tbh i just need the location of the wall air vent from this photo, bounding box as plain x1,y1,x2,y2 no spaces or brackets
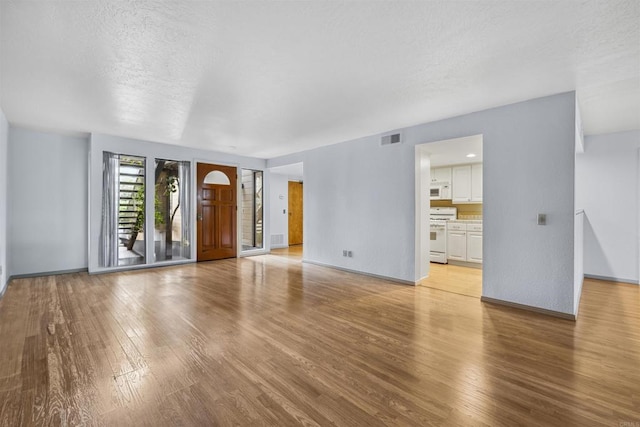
381,132,402,146
271,234,284,245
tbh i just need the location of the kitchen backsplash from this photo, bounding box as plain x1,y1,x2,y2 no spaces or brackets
431,200,482,219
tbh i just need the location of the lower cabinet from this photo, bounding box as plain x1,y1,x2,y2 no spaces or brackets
447,222,482,264
466,232,483,263
447,230,467,261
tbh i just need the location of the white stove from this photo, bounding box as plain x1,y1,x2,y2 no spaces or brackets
430,207,457,263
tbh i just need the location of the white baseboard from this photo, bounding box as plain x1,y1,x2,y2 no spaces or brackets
584,274,638,285
481,296,576,321
302,259,415,286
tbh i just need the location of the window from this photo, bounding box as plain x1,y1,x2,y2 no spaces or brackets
99,152,191,269
100,153,146,267
241,169,263,250
154,159,191,261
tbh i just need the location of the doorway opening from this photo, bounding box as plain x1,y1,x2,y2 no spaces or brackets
269,163,304,253
416,135,484,298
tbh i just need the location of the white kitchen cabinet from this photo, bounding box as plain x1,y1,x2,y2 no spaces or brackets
431,167,452,183
452,164,482,203
471,164,483,202
448,222,482,264
452,165,472,203
447,228,467,261
466,232,483,263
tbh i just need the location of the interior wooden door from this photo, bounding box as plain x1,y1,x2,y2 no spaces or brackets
288,181,303,245
197,163,237,261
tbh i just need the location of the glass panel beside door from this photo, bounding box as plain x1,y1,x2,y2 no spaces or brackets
154,159,191,262
241,169,263,251
99,152,192,269
99,152,146,267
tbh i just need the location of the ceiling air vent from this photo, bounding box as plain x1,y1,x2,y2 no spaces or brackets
381,132,402,146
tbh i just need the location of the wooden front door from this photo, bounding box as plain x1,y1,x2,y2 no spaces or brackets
197,163,237,261
288,181,303,245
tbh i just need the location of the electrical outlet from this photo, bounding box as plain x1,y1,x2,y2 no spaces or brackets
342,250,347,257
347,251,353,257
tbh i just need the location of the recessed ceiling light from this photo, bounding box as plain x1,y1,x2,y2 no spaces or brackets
466,153,476,158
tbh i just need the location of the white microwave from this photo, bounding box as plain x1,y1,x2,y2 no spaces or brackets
430,183,451,200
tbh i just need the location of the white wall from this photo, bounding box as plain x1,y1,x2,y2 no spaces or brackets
576,130,640,284
0,111,8,294
89,133,267,273
269,92,578,314
268,173,289,248
8,127,89,276
302,135,417,282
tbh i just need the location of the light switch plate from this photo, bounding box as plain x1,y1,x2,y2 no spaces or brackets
537,213,546,225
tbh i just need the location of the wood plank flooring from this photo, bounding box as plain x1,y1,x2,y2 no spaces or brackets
0,250,638,426
419,263,482,298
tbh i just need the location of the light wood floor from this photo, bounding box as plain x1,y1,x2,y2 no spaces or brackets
0,251,638,426
420,263,482,298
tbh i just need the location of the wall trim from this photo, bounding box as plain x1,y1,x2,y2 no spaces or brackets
270,244,289,250
239,250,268,257
481,296,576,321
416,274,429,284
302,259,416,286
584,274,639,285
10,267,88,280
90,259,195,275
447,260,482,269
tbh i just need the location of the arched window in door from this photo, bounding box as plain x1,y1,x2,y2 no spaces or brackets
203,170,231,185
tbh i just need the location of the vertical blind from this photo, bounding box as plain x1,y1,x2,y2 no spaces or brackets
99,152,119,267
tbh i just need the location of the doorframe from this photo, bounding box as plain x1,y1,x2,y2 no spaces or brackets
414,145,431,283
193,159,242,261
414,134,484,293
267,162,304,253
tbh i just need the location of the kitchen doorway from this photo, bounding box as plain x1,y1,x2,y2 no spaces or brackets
416,135,484,298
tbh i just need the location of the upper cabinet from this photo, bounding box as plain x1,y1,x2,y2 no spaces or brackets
452,163,482,203
452,165,472,203
431,167,452,183
471,163,482,202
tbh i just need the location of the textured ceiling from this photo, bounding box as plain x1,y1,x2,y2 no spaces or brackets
1,1,638,158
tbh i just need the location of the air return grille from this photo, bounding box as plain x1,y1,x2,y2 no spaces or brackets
271,234,284,245
381,132,402,146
